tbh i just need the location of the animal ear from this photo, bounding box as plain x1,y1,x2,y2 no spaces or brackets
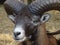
8,15,15,23
40,13,50,24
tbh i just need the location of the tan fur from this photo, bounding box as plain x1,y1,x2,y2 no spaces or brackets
36,24,57,45
48,35,57,45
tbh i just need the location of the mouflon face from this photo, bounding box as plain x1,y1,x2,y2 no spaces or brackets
9,8,50,42
4,0,51,42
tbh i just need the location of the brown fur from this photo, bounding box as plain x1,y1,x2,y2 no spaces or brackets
18,24,58,45
48,35,57,45
35,24,57,45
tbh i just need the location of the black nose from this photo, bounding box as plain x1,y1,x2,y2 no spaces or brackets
14,32,21,37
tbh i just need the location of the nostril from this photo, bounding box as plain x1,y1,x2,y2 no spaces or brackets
14,32,21,37
16,32,21,35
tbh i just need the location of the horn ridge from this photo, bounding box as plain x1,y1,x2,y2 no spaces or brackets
28,0,60,15
4,0,25,14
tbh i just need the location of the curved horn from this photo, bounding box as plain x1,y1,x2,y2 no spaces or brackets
28,0,60,15
4,0,26,15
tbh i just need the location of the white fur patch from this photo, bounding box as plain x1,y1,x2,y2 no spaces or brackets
14,26,24,32
16,37,26,42
8,15,15,21
14,26,26,42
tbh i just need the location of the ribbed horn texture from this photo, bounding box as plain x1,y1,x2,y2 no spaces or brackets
28,0,60,15
4,0,25,14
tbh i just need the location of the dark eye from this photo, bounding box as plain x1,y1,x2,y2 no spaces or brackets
33,20,39,23
43,16,47,21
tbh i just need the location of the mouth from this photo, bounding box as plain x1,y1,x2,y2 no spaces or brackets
14,37,26,42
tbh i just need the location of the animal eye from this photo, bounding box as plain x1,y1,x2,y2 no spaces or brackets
31,20,40,26
33,20,39,23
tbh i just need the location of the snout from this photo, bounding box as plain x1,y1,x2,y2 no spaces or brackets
13,26,26,42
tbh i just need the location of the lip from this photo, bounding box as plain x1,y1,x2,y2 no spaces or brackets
15,37,26,42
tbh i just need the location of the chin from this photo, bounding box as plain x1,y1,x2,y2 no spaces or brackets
15,37,27,42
